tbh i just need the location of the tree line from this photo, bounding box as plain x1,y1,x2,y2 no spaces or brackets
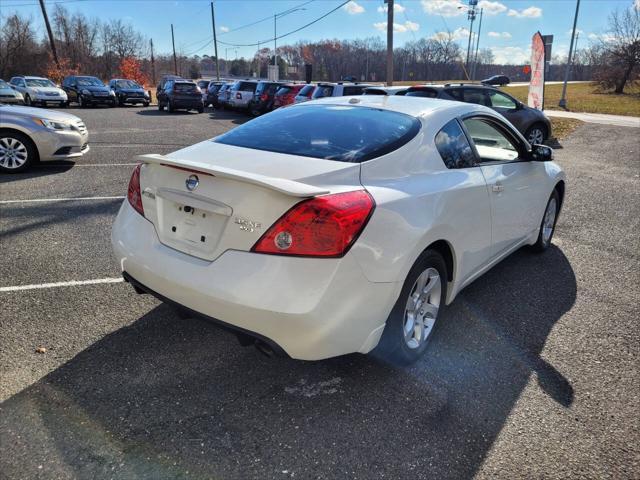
1,6,637,92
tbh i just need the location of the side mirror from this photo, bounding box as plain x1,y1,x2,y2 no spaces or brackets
530,144,553,162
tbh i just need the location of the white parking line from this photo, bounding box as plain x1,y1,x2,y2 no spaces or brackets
0,277,124,293
0,196,125,205
37,163,137,167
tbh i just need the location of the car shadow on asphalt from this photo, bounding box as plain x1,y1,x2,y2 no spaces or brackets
0,161,75,183
0,246,576,479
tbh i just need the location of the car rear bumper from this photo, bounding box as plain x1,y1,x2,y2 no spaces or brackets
83,95,115,104
111,201,398,360
171,99,203,108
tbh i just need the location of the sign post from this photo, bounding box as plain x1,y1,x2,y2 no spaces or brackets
528,31,545,111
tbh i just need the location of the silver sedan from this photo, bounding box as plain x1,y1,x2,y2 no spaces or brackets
0,104,89,173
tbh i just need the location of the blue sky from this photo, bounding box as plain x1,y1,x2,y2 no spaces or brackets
2,0,637,63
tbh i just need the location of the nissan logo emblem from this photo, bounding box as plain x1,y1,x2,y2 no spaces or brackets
186,174,199,191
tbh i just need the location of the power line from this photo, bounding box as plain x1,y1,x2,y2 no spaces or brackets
217,0,349,48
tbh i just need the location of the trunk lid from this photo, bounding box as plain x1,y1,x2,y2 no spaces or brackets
138,141,362,261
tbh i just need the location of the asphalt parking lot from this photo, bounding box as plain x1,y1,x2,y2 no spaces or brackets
1,105,638,479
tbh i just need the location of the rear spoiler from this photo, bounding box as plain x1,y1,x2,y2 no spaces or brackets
136,154,329,198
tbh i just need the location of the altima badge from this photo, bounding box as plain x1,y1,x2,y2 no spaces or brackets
235,217,261,232
185,174,199,191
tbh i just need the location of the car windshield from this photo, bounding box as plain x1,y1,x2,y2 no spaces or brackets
276,86,293,95
77,77,104,86
26,78,56,87
116,80,140,89
298,85,314,96
0,80,10,88
214,104,421,163
312,85,334,99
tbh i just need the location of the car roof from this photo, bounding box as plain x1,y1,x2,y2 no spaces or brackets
24,76,49,80
301,94,496,120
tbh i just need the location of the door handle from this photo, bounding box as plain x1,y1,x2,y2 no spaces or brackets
492,183,504,193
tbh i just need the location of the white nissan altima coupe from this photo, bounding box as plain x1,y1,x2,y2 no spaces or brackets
112,95,565,365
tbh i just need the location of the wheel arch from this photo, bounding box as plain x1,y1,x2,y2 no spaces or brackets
0,127,40,161
422,239,455,284
554,180,565,212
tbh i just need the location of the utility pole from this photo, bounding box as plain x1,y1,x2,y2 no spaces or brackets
559,0,580,109
150,38,156,86
472,7,483,80
38,0,59,67
171,24,178,75
210,2,220,81
465,10,476,74
385,0,394,86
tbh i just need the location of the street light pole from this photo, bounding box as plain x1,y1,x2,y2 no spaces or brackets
385,0,394,86
559,0,581,109
472,8,483,80
465,9,476,74
210,2,220,81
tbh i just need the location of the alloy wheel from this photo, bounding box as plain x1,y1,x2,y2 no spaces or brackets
403,267,441,349
542,197,557,244
528,127,545,145
0,137,29,170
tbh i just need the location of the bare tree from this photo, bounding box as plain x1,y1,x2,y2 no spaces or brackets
596,5,640,93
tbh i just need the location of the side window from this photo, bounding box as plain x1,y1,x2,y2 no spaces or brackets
343,86,364,96
487,91,517,110
435,120,476,169
463,118,519,163
462,89,490,106
10,78,18,85
444,88,463,101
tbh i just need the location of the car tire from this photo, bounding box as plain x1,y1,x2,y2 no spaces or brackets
0,131,38,173
526,123,547,145
168,101,174,113
372,249,447,366
197,106,204,113
24,94,32,106
158,102,165,111
531,189,560,253
79,96,87,108
61,101,69,108
143,102,149,107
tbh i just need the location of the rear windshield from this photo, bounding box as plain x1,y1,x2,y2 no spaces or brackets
233,82,257,92
214,104,421,163
297,84,315,97
276,86,293,95
173,83,198,93
405,88,438,98
312,85,334,99
364,88,387,96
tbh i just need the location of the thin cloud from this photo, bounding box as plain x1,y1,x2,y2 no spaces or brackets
374,21,420,33
377,2,406,13
507,6,542,18
219,26,230,33
432,26,470,41
344,1,365,15
421,0,465,17
478,1,507,15
490,46,529,64
488,31,512,39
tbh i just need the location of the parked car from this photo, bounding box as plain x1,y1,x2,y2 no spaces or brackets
0,79,24,105
273,84,305,109
293,84,316,104
157,75,184,94
157,80,204,113
197,80,211,104
205,81,225,107
311,82,374,100
405,83,551,144
363,86,408,96
216,83,234,109
482,75,510,86
108,78,150,107
227,80,258,111
112,95,564,365
62,75,115,107
249,81,284,116
9,76,67,107
0,104,89,173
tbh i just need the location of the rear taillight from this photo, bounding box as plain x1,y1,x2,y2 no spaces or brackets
127,164,144,216
260,93,268,101
252,190,375,257
236,92,242,99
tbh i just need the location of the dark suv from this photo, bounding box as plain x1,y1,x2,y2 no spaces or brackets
157,80,204,113
405,83,551,144
62,75,115,107
108,78,149,107
205,81,225,107
250,81,284,116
